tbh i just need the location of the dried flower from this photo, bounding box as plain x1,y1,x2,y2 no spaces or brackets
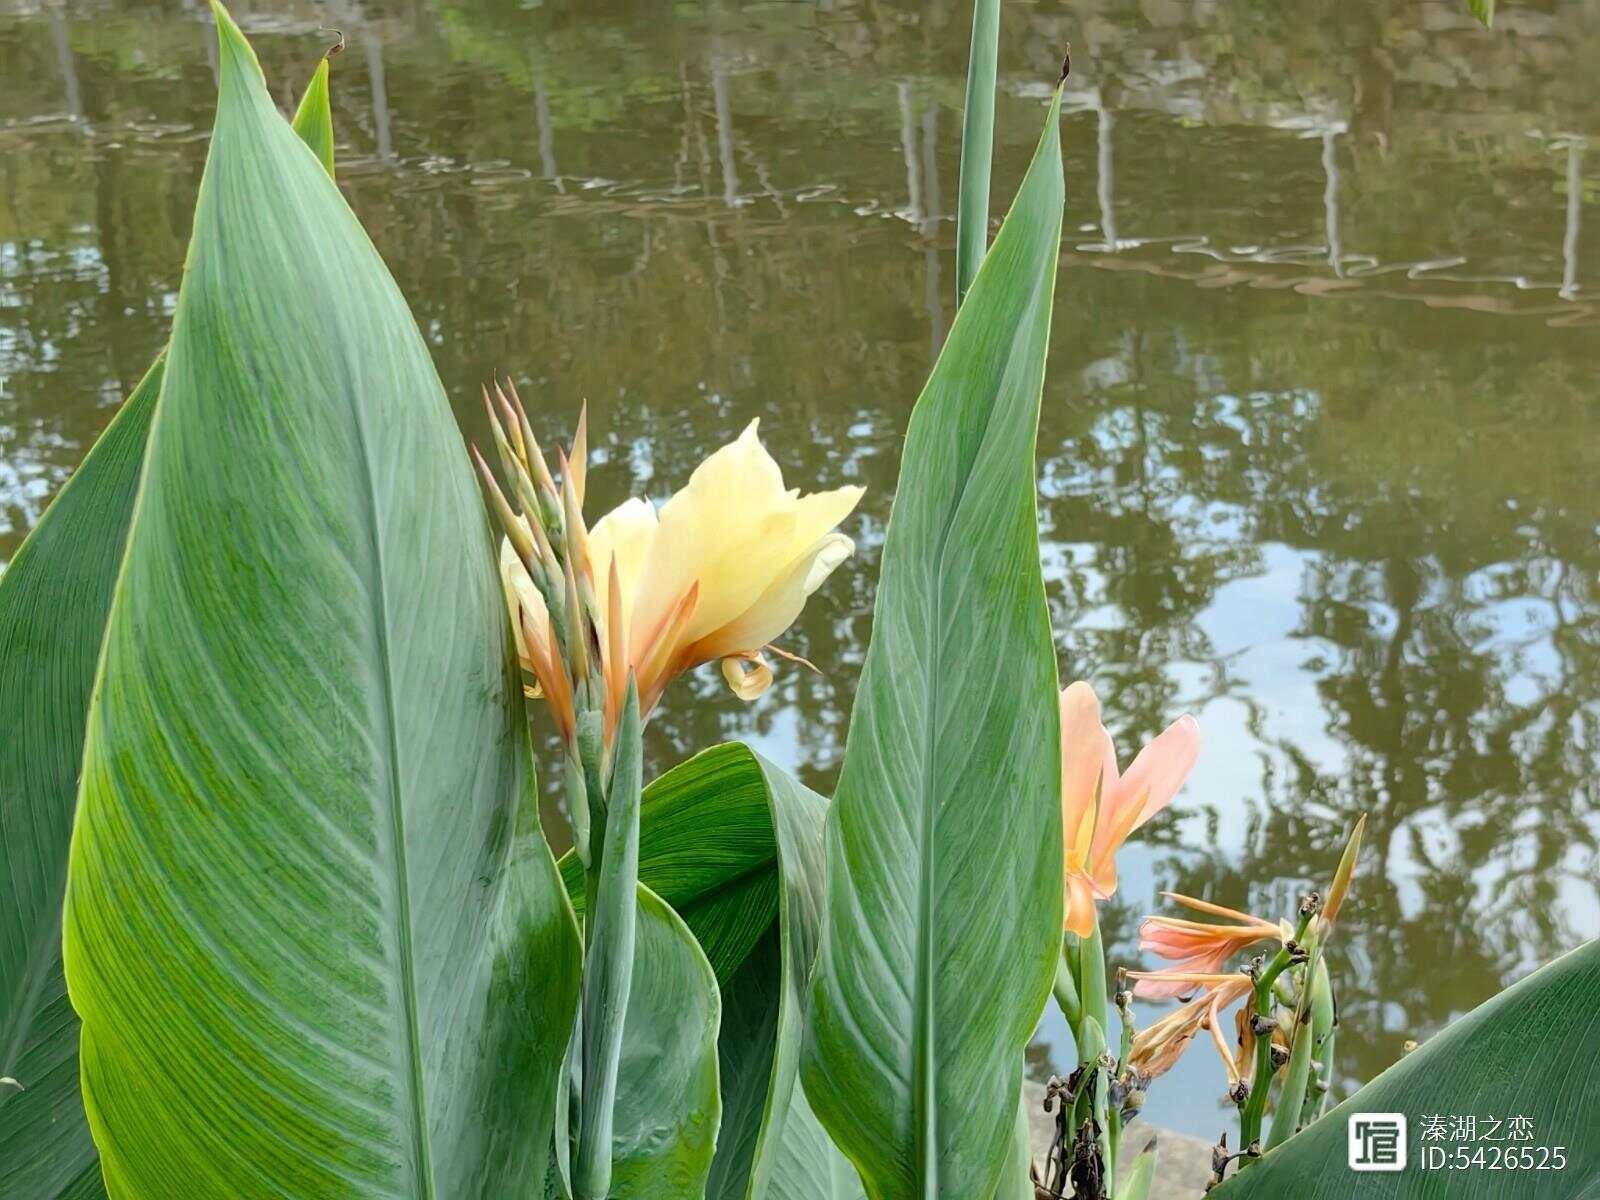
1123,973,1252,1083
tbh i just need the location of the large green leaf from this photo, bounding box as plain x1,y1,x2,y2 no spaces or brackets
0,50,337,1200
60,8,580,1197
699,749,843,1200
768,1088,868,1200
800,88,1067,1200
0,358,161,1200
1213,939,1600,1198
607,884,723,1197
560,742,783,988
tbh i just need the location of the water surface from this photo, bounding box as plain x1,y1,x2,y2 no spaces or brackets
2,0,1597,1142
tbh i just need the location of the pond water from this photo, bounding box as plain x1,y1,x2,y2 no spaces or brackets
2,0,1597,1145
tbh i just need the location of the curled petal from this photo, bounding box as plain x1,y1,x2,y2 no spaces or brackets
1135,915,1276,998
633,421,862,655
524,608,576,742
636,581,700,713
1114,714,1201,833
1161,891,1270,925
1127,974,1252,1083
1204,991,1241,1087
1128,1004,1206,1082
721,651,774,701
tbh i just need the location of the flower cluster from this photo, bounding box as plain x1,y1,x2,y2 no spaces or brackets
474,382,863,750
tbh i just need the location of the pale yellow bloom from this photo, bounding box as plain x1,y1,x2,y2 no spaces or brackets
499,419,862,724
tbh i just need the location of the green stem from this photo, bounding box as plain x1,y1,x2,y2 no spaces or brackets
1314,1028,1338,1119
1300,961,1335,1130
1054,935,1082,1028
1071,914,1115,1190
572,685,643,1200
1070,1015,1112,1190
1076,914,1109,1059
1237,915,1313,1159
955,0,1000,305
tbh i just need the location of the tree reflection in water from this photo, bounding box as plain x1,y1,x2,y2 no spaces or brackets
0,0,1595,1136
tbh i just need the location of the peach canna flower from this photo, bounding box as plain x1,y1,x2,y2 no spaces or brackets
1134,893,1284,1000
1060,682,1202,937
492,406,862,735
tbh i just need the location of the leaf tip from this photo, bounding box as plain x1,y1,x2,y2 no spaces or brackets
210,1,265,90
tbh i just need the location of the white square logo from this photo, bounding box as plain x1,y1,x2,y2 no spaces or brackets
1348,1112,1407,1172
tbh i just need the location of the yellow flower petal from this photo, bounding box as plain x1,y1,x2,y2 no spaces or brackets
690,532,855,663
498,535,548,668
589,495,657,644
636,422,863,648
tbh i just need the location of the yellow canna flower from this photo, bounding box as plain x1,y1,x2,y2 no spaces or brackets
496,416,862,730
1060,681,1201,937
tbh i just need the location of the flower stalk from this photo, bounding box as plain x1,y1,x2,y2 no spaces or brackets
1235,902,1315,1158
473,386,859,1197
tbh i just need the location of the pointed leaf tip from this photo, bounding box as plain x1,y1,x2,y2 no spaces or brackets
210,1,265,89
291,57,336,179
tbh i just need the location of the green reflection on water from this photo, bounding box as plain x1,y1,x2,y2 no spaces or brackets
1,0,1596,1141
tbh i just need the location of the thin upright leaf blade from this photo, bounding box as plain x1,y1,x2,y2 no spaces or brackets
0,359,160,1200
1213,940,1600,1198
575,687,644,1200
61,8,579,1197
290,56,336,177
955,0,1000,305
0,52,339,1200
801,89,1067,1200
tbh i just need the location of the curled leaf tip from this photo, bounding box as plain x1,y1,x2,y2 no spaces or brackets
1059,43,1072,84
